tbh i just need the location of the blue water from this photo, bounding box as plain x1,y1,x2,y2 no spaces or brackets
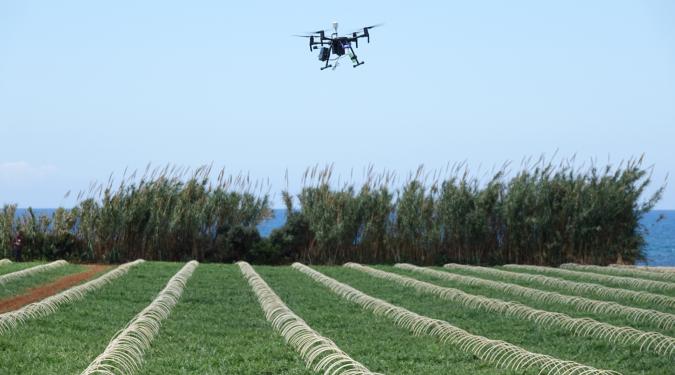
15,208,675,265
638,210,675,266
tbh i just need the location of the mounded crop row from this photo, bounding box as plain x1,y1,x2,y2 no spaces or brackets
444,263,675,311
561,263,675,283
0,259,144,335
238,261,379,375
397,264,675,330
0,260,68,285
292,262,619,375
504,264,675,294
611,264,675,274
347,263,675,356
80,260,198,375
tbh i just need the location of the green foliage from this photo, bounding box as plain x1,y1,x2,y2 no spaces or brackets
286,157,663,265
0,157,663,265
0,165,271,263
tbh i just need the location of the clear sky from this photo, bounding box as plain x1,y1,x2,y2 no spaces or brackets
1,1,674,208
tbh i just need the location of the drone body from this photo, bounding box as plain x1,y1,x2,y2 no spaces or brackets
295,22,380,70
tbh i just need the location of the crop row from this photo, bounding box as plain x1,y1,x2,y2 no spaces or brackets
503,264,675,294
81,261,198,374
238,261,378,375
611,264,675,274
561,263,675,283
3,261,674,374
346,263,675,356
293,262,619,375
0,260,67,285
397,263,675,330
0,259,144,335
444,263,675,311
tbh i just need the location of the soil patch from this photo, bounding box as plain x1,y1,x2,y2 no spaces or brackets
0,264,111,313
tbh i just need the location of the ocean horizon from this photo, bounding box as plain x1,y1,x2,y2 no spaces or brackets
13,208,675,266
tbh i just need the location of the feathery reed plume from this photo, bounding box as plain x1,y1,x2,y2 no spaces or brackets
0,259,144,335
347,263,675,356
0,260,67,285
292,262,620,375
80,260,198,375
504,265,675,294
238,261,380,375
562,263,675,283
444,263,675,312
397,263,675,330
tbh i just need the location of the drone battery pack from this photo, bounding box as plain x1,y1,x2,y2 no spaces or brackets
318,47,330,62
348,49,357,63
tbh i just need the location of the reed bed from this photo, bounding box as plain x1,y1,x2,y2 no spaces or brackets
80,260,198,375
238,261,379,375
444,263,675,312
562,263,675,283
1,157,663,266
0,165,271,263
0,260,67,285
0,259,144,335
504,265,675,294
397,263,675,330
0,259,11,266
282,157,662,265
347,263,675,356
292,262,620,375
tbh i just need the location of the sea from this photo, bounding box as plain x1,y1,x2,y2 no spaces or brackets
14,209,675,266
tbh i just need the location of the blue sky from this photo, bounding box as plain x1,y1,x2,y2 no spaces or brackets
1,1,674,208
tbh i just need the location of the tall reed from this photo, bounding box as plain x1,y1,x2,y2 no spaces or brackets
282,156,662,265
0,165,271,262
0,156,663,265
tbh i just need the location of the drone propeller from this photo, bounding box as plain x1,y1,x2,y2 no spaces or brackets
363,24,382,43
345,23,383,43
293,35,318,51
346,23,383,34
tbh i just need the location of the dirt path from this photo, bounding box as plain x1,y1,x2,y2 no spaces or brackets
0,264,111,313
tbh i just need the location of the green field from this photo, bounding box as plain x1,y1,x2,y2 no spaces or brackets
0,261,85,300
0,261,673,374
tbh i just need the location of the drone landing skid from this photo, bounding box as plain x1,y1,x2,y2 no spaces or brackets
353,61,365,68
320,64,333,71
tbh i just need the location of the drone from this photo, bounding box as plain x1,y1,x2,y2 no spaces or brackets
295,22,381,70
